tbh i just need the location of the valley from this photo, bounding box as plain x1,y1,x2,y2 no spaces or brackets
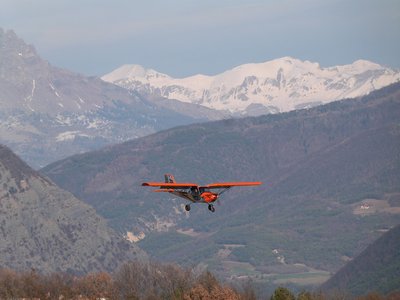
42,83,400,290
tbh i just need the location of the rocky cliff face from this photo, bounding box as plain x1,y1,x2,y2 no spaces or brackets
0,28,223,168
0,144,145,274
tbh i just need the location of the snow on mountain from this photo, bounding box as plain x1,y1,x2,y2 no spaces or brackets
102,57,400,115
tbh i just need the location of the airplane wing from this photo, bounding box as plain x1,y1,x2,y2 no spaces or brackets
141,182,198,189
202,182,262,189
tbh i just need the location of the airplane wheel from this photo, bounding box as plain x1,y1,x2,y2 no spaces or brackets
185,204,191,212
208,204,215,212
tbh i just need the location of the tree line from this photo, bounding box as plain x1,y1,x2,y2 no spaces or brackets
0,261,398,299
0,261,252,300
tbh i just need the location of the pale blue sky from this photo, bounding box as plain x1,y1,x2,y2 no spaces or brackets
1,0,399,77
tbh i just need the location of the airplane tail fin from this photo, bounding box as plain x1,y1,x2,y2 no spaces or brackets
164,173,175,183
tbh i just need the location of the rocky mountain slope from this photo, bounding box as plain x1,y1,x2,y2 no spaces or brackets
42,83,400,286
102,57,400,115
321,224,400,295
0,28,223,168
0,144,145,274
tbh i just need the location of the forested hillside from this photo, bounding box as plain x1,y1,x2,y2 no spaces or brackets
42,83,400,287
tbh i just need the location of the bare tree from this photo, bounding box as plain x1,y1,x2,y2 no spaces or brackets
75,272,116,299
0,268,21,299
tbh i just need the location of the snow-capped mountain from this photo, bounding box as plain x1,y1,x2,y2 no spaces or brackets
102,57,400,115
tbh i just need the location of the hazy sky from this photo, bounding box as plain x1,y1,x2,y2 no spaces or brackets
1,0,399,77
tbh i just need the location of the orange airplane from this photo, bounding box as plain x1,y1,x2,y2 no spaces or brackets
142,174,262,212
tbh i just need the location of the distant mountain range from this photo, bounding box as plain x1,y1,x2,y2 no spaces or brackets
0,28,223,168
321,224,400,295
102,57,400,115
42,83,400,288
0,144,144,273
2,28,400,169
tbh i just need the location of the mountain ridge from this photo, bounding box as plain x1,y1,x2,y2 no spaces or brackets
102,56,400,115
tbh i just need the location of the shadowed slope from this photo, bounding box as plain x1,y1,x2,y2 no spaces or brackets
321,224,400,295
0,144,145,273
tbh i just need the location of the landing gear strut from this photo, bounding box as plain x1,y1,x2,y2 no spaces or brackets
185,204,191,212
208,204,215,212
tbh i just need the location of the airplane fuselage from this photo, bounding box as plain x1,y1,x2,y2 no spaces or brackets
171,188,218,204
